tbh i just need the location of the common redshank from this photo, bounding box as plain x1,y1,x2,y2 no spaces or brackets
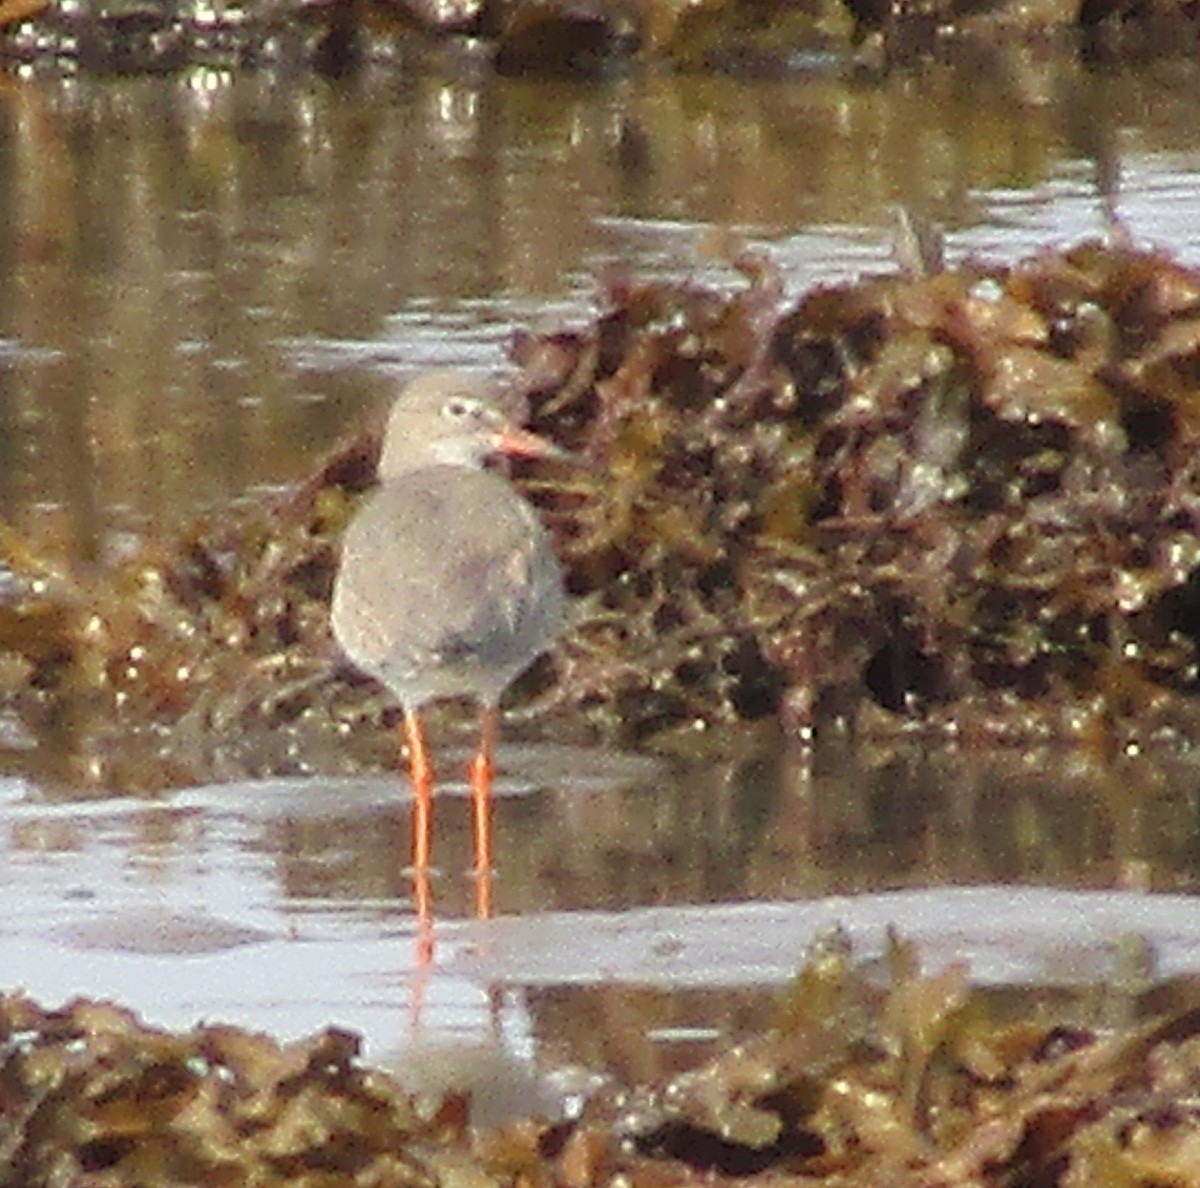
331,370,565,876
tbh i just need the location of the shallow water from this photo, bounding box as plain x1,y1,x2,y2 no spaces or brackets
4,47,1200,1096
3,737,1200,1101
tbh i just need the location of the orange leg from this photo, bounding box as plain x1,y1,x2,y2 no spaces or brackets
403,708,435,870
468,704,500,887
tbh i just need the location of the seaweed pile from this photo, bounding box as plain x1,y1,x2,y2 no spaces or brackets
0,994,468,1185
5,935,1200,1185
3,239,1200,781
2,0,1197,75
518,240,1200,748
529,932,1200,1187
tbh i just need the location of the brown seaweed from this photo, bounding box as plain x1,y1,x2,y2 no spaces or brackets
4,241,1200,782
7,931,1200,1186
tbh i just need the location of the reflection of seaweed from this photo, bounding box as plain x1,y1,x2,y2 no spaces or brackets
4,242,1200,784
5,930,1200,1185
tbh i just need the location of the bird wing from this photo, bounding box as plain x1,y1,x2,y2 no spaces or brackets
432,512,558,667
333,470,561,690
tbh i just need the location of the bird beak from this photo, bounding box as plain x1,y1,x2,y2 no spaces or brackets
494,426,574,463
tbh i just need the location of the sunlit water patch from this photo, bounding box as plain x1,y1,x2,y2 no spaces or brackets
954,152,1200,265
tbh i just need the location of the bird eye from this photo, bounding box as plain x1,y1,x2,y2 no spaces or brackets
442,397,477,421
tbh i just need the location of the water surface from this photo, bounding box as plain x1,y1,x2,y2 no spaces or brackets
3,48,1200,1092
